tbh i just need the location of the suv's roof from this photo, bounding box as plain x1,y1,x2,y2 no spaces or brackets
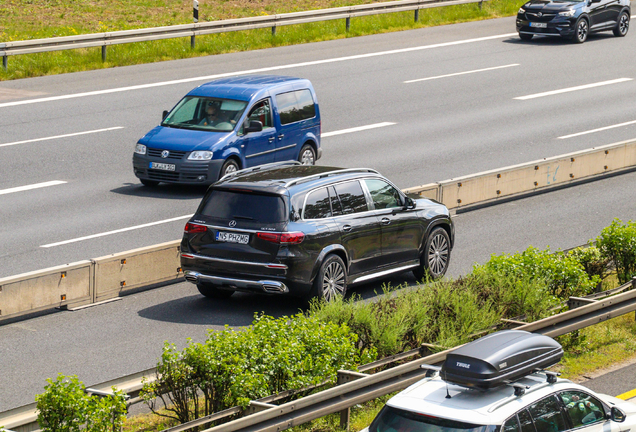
189,75,310,101
213,164,383,195
388,373,579,426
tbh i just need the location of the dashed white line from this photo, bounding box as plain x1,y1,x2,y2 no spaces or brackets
40,215,193,248
514,78,633,100
0,33,517,109
323,122,396,137
404,64,520,83
558,119,636,139
0,127,125,148
0,180,67,196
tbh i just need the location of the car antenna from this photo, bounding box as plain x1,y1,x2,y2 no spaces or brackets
445,383,451,399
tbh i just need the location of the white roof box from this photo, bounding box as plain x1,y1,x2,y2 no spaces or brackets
440,330,563,390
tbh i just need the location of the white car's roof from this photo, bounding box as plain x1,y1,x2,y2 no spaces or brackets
386,372,598,425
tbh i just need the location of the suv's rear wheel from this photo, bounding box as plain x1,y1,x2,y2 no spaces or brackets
613,11,629,36
298,144,316,165
413,227,450,281
312,254,347,301
197,282,234,299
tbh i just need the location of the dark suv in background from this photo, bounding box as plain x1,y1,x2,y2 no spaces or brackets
180,162,454,302
516,0,630,43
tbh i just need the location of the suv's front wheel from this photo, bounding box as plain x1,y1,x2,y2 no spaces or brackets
613,11,630,36
311,254,347,301
413,227,451,281
197,282,234,299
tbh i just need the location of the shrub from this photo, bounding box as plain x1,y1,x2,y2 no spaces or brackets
568,245,610,286
596,219,636,284
36,374,127,432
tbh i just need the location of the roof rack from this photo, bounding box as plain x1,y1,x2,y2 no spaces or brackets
219,161,301,181
487,370,562,412
284,168,380,188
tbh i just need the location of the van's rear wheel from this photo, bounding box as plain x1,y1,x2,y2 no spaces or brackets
197,282,234,299
311,255,347,301
298,144,316,165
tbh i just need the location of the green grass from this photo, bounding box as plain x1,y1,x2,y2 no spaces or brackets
0,0,521,81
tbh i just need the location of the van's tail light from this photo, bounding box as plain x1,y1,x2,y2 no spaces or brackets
185,223,207,234
257,232,305,244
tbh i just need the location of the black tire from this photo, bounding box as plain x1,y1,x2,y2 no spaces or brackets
219,158,240,180
197,282,234,299
140,179,160,187
413,227,451,281
519,33,533,41
572,18,589,43
613,11,630,37
311,255,347,301
298,144,316,165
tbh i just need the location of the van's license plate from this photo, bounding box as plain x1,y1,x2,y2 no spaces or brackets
529,22,547,28
149,162,176,171
216,231,249,244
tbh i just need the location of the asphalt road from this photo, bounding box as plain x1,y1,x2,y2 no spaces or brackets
1,15,636,412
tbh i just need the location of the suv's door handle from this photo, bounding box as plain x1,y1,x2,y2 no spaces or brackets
269,137,275,142
381,217,391,225
342,225,352,232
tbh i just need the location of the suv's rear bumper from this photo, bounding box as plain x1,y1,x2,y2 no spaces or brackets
184,270,289,294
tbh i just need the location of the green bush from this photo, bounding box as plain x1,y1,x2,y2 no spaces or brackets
567,245,610,285
596,219,636,284
141,313,372,425
472,246,599,299
36,374,127,432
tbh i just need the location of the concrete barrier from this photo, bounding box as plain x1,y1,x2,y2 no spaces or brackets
93,240,182,302
0,261,93,321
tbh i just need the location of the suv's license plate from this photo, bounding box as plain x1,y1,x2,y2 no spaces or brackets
216,231,249,244
149,162,176,171
530,22,547,28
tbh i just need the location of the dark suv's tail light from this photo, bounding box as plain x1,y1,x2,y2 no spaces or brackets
185,223,207,233
257,232,305,244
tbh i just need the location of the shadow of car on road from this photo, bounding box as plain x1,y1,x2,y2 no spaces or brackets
111,182,208,201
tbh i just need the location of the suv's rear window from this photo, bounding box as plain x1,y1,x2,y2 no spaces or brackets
370,406,495,432
198,190,286,223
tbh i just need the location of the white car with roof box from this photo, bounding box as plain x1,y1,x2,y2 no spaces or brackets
363,330,636,432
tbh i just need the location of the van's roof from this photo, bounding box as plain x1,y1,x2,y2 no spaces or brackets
188,75,310,101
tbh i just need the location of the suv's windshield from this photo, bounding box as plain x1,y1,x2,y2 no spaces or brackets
370,406,496,432
162,96,248,132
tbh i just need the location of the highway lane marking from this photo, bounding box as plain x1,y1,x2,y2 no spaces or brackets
40,215,193,248
404,64,520,83
617,388,636,400
0,33,517,109
0,127,125,148
514,78,633,100
558,119,636,139
0,180,67,196
322,122,395,137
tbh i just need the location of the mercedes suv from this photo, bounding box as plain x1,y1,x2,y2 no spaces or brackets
180,162,454,301
516,0,630,43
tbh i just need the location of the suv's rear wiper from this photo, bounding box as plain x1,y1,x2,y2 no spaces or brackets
233,215,254,220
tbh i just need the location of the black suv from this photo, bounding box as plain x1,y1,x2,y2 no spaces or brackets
180,162,454,301
516,0,630,43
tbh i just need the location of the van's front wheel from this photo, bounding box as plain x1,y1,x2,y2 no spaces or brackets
298,144,316,165
219,159,239,180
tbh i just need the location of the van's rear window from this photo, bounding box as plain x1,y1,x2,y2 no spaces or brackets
198,190,286,223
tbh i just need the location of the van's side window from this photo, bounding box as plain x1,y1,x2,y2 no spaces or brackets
304,187,331,219
245,99,273,130
276,89,316,125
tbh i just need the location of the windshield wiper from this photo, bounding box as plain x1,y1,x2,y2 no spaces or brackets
233,215,254,220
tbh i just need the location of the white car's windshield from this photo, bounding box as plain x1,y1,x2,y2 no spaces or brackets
162,96,248,132
370,406,497,432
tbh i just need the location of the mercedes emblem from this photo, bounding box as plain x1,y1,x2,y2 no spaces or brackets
229,220,237,227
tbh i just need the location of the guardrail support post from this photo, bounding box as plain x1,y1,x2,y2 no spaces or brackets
101,46,107,62
633,277,636,320
272,26,277,36
414,9,419,22
337,370,368,430
2,55,7,70
346,17,351,32
192,0,198,49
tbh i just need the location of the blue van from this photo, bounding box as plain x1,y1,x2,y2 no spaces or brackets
133,75,322,186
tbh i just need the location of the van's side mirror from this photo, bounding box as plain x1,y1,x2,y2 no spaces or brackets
162,110,169,121
611,407,626,423
245,120,263,134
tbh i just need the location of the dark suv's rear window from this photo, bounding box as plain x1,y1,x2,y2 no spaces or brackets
198,190,287,223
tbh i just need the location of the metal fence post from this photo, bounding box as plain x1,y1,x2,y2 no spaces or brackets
192,0,199,48
346,17,351,32
2,55,7,70
633,277,636,321
272,26,277,36
101,46,106,62
414,9,419,22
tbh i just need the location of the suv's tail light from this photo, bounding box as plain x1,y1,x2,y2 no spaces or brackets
257,232,305,244
185,223,207,233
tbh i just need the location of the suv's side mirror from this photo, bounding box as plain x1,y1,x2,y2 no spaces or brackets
245,120,263,134
405,197,416,209
162,110,169,121
611,407,626,423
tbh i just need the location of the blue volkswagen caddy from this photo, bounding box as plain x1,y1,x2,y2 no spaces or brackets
132,75,322,186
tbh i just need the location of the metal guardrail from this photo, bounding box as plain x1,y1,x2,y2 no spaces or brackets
0,0,486,69
3,278,634,432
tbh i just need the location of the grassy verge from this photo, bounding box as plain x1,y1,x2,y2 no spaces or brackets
0,0,520,81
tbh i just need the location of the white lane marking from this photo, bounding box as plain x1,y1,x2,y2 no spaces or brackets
0,33,517,109
0,127,125,148
404,64,520,83
41,215,193,248
0,180,67,196
558,119,636,139
514,78,633,100
322,122,395,137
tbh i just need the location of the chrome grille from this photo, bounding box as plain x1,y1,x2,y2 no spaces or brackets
525,11,557,21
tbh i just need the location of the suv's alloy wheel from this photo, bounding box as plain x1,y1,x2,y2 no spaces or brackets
573,18,589,43
413,227,450,280
614,11,630,36
313,255,347,301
